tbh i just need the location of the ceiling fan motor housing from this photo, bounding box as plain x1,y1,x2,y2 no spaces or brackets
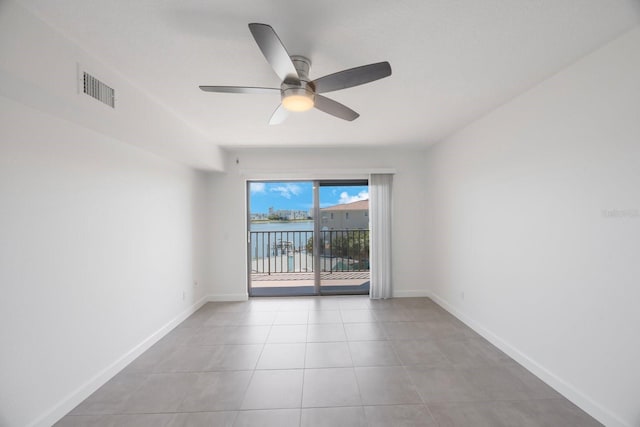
281,55,315,111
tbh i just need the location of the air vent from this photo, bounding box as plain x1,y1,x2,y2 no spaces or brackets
83,72,115,108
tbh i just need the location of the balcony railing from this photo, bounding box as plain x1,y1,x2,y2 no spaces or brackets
250,229,370,275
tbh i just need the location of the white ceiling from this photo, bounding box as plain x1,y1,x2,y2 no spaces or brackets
16,0,640,149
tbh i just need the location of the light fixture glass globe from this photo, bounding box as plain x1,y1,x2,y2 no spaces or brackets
281,87,315,112
282,95,314,112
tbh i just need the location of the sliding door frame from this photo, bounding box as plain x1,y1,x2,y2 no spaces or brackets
246,178,370,297
312,181,321,295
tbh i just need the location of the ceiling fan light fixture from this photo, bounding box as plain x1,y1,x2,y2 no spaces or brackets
199,24,392,123
282,87,315,112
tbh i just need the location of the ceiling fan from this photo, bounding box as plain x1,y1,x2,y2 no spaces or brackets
199,23,392,124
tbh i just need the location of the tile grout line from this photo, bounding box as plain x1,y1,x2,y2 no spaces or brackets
299,322,308,427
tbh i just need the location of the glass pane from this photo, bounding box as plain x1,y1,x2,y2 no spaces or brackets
318,183,370,295
248,181,315,296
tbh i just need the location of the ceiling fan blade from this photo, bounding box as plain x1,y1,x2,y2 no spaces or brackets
269,104,289,125
314,95,359,121
199,86,279,94
249,23,299,83
312,61,392,94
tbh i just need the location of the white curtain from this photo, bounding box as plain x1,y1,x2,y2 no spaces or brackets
369,173,393,299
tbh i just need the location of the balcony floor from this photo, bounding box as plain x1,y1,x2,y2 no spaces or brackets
251,271,369,288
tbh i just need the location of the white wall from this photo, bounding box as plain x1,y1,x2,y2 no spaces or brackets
206,147,427,300
0,3,220,425
0,0,223,171
0,96,211,426
424,27,640,427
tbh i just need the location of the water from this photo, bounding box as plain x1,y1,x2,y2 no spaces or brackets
250,221,314,232
249,221,314,259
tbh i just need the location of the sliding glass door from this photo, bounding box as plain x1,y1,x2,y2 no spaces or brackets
248,181,315,296
247,180,370,296
317,181,370,294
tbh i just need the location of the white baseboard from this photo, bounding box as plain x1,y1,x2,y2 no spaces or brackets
34,296,210,427
205,291,429,300
429,292,630,427
393,289,431,298
206,293,248,302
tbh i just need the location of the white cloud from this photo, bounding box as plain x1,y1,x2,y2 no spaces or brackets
339,190,369,204
250,182,266,193
270,183,302,199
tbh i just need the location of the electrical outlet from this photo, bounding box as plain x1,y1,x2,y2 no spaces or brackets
193,280,198,288
460,291,465,301
182,291,186,301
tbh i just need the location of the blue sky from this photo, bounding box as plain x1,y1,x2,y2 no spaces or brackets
249,182,368,213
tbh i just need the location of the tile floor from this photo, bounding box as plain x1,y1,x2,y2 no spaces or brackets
56,296,602,426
